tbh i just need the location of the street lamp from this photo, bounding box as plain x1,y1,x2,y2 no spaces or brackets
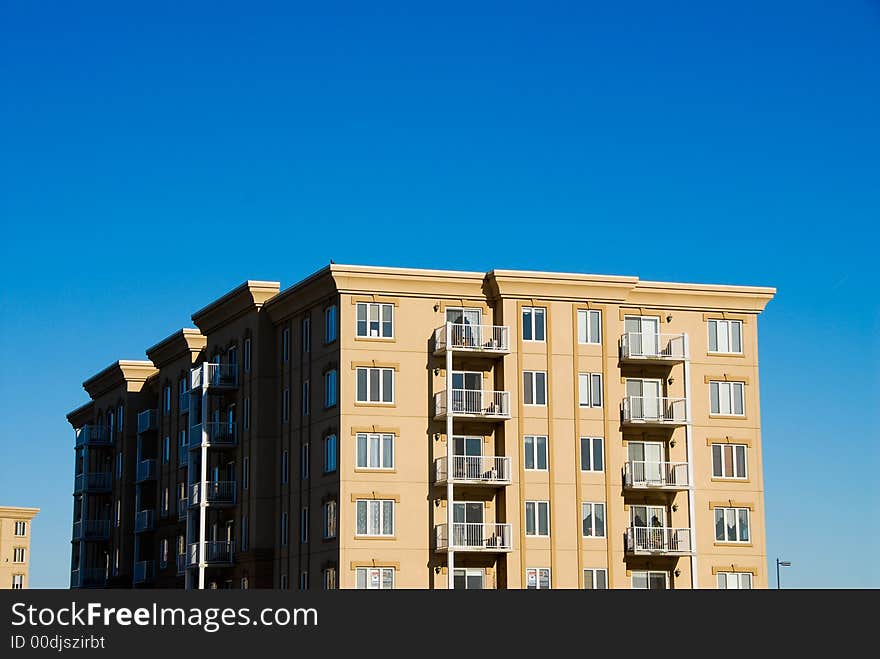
776,558,792,589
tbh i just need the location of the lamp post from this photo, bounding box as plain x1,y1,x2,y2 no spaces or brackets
776,558,791,589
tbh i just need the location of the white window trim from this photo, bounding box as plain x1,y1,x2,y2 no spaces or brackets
581,502,606,538
578,372,603,408
523,370,548,406
711,443,748,480
356,566,395,589
708,319,744,354
577,309,602,344
355,367,395,404
526,567,551,589
714,507,751,543
355,432,395,470
717,571,753,589
525,500,550,537
521,306,546,342
583,568,608,589
710,380,746,416
356,302,394,339
631,571,669,590
580,437,604,472
523,435,548,471
355,499,395,537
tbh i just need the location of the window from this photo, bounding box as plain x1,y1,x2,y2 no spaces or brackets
712,444,748,479
453,568,484,590
356,567,394,589
300,571,309,590
525,501,550,537
281,450,289,484
523,435,548,471
243,338,251,373
12,575,23,589
160,538,168,568
708,319,743,354
323,501,337,539
163,436,170,463
242,457,249,490
356,302,393,338
179,429,187,451
240,577,249,590
355,499,394,536
282,388,290,422
162,487,169,516
300,507,309,543
302,380,310,416
325,305,337,343
281,512,288,546
117,404,124,431
108,411,115,440
578,373,603,407
356,433,394,470
526,568,551,589
521,306,546,342
115,499,121,527
241,517,249,552
580,437,604,472
523,371,547,405
302,317,311,353
116,453,122,479
714,507,751,543
12,547,25,563
577,309,601,344
717,572,753,589
280,574,288,590
243,397,250,430
114,548,119,575
323,567,337,590
583,568,608,589
324,435,337,473
163,386,171,413
282,328,290,362
301,443,310,479
324,370,338,407
710,381,745,416
582,502,606,537
356,367,394,403
14,521,26,536
632,571,668,590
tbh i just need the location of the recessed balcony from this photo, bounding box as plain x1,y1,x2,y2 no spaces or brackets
134,509,155,533
190,481,237,508
71,567,107,588
434,390,511,421
623,461,690,490
74,471,112,494
434,324,510,356
137,409,158,434
191,363,238,391
620,332,688,363
187,541,234,567
133,560,156,585
72,519,111,542
621,396,688,426
625,527,693,556
136,459,157,483
435,455,512,486
189,422,237,450
435,522,513,552
75,425,111,448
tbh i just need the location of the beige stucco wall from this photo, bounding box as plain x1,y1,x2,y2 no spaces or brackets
0,507,39,589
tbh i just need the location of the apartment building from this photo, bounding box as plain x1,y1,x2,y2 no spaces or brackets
0,506,39,589
68,264,774,589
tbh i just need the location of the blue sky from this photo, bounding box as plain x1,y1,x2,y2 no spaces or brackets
1,0,877,588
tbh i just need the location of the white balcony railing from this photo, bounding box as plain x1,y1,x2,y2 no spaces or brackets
74,471,112,493
192,363,238,390
434,390,511,419
625,527,693,555
136,459,157,482
75,425,111,448
624,461,690,489
434,324,510,354
435,523,513,552
435,456,512,485
137,409,158,433
622,396,688,425
135,509,155,533
187,541,233,566
188,422,237,449
133,560,155,584
190,481,237,507
73,519,111,541
620,333,688,361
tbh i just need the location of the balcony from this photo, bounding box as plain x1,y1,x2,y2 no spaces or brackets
434,390,511,421
179,390,190,415
134,510,155,533
137,409,158,434
136,459,157,483
434,324,510,356
190,481,237,508
133,560,156,585
74,471,112,494
625,527,693,556
435,455,512,486
176,553,187,575
187,541,234,567
620,333,688,363
71,567,107,588
621,396,688,426
75,425,111,448
191,363,238,391
72,519,111,542
435,523,513,552
177,498,188,520
189,422,237,450
624,461,690,490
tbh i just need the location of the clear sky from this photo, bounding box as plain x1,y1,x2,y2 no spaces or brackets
1,0,877,588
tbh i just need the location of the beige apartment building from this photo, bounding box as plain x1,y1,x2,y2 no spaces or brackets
68,264,774,589
0,506,39,589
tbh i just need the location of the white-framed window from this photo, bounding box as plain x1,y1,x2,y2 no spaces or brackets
243,397,250,430
302,317,311,353
356,302,393,338
355,499,394,536
578,373,603,407
526,567,551,589
524,435,548,470
356,566,394,589
708,319,743,354
580,437,604,472
717,572,753,589
324,370,338,407
243,338,251,373
242,457,249,490
324,434,337,473
301,443,310,479
356,367,394,403
323,500,337,539
583,568,608,589
521,306,546,342
163,436,170,463
325,305,337,343
300,571,309,590
12,547,26,563
453,568,484,590
14,521,27,536
160,538,168,568
323,567,337,590
281,450,289,485
241,516,249,551
280,512,288,546
282,328,290,362
356,432,394,470
282,388,290,422
11,574,23,589
581,502,606,537
714,507,751,543
280,574,288,590
712,443,748,479
710,381,745,416
302,380,310,416
523,371,547,406
632,571,668,590
577,309,601,344
300,506,309,543
525,500,550,537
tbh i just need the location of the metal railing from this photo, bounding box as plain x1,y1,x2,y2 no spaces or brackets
435,324,510,353
72,519,111,541
436,523,513,551
624,461,690,488
190,481,237,507
134,509,155,533
136,459,157,482
187,541,233,566
75,425,111,448
72,567,106,588
434,390,511,418
137,409,158,433
625,527,693,554
435,456,512,484
74,471,112,493
133,560,155,584
179,390,190,415
192,363,239,390
622,396,688,424
620,332,688,361
188,422,237,449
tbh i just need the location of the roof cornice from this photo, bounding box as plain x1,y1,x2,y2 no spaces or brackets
82,360,157,398
145,328,206,368
66,400,94,427
0,507,40,520
191,281,280,334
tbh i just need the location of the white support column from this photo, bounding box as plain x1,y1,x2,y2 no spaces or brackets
446,323,455,590
683,335,699,589
198,366,208,590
